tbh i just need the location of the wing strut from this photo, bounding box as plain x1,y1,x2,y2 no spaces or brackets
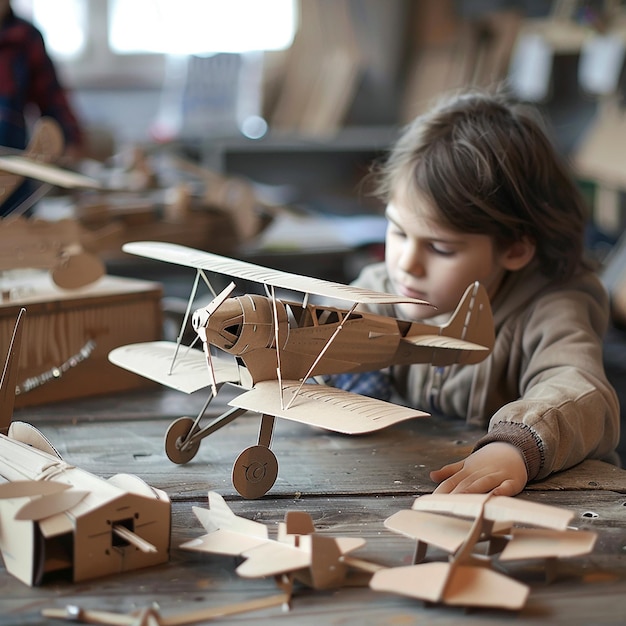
285,302,358,410
194,282,237,397
169,268,220,375
269,285,285,410
169,269,202,374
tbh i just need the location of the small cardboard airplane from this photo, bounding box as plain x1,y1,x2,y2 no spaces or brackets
180,491,379,597
0,117,100,209
0,309,171,586
109,240,495,498
369,493,598,610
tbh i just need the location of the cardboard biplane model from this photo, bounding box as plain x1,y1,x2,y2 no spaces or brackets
180,491,378,597
109,241,495,499
369,493,598,611
0,309,171,586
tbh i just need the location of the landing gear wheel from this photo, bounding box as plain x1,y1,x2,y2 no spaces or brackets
232,445,278,499
165,417,200,464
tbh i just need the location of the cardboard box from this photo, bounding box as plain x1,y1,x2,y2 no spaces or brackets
0,273,162,408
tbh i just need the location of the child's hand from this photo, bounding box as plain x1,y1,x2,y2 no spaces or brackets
429,442,528,496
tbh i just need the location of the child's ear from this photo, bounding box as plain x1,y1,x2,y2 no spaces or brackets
500,237,536,271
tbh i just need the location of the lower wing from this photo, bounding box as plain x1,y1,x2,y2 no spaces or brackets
229,380,428,434
370,561,529,609
108,341,241,394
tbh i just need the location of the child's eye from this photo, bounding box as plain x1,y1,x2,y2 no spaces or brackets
429,243,455,256
389,227,406,239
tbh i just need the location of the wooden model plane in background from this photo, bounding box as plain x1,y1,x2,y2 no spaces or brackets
0,116,100,210
0,117,105,290
180,491,379,598
109,241,495,498
0,216,106,290
0,310,171,586
370,493,598,610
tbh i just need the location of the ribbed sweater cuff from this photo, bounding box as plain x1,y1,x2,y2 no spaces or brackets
473,422,544,481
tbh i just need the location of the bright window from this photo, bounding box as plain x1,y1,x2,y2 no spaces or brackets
14,0,86,59
109,0,297,54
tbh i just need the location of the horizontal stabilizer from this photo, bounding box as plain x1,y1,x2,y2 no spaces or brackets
237,541,311,578
108,341,240,394
370,561,529,609
400,334,491,352
498,527,597,561
229,381,428,434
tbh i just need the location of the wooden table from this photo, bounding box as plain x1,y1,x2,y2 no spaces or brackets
3,386,626,625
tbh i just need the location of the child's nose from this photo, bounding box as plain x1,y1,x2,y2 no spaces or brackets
399,242,425,276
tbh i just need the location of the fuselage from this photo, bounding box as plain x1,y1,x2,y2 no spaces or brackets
198,294,439,384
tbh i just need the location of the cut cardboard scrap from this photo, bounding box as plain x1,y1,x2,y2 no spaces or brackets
42,593,290,626
370,492,598,610
180,491,379,598
110,241,495,499
0,309,171,586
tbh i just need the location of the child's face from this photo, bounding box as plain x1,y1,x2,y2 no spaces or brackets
385,196,509,320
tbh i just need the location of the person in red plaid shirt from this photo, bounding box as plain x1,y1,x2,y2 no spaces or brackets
0,0,84,215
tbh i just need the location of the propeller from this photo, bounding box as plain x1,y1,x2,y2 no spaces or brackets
52,250,106,290
191,282,236,396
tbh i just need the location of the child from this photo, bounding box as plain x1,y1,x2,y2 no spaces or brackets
332,88,620,497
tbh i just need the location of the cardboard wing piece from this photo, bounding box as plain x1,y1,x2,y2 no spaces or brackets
0,117,64,203
0,116,100,216
370,492,597,610
180,491,370,597
109,241,495,498
0,310,171,586
0,217,105,289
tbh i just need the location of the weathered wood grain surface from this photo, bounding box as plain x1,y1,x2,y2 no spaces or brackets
2,388,626,625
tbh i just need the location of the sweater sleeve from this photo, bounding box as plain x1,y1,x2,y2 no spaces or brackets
473,273,620,481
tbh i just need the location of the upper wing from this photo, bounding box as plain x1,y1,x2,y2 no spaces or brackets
384,509,473,554
108,341,241,394
122,241,433,307
229,380,428,434
0,155,100,188
412,493,493,519
412,493,575,531
484,495,574,530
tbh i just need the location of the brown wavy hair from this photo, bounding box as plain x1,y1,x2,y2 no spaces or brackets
373,88,590,281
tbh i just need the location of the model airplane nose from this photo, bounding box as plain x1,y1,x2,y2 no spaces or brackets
192,309,209,331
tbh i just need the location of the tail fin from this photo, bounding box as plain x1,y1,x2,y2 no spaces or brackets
0,308,25,434
438,282,494,365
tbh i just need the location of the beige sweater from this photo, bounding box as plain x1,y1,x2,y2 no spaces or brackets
352,261,620,481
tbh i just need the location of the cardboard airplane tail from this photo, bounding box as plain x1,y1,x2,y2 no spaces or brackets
437,282,495,365
0,308,25,434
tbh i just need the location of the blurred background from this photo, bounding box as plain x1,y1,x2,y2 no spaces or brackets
3,0,626,457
